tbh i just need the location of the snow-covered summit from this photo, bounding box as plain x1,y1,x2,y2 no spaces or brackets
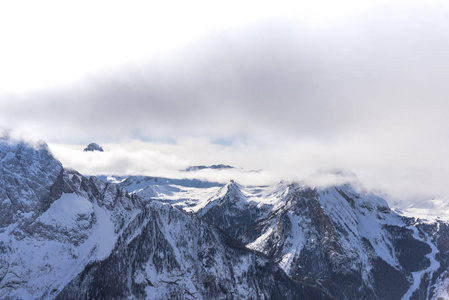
0,136,63,228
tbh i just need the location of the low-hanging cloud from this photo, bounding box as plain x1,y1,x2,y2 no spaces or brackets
48,134,449,203
2,1,449,202
48,140,277,186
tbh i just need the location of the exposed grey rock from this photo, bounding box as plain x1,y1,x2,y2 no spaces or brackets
83,143,104,152
0,137,62,229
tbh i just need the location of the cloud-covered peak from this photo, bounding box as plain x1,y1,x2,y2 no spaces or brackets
0,128,53,154
303,168,363,190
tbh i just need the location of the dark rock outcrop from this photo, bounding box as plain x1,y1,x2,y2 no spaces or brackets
83,143,104,152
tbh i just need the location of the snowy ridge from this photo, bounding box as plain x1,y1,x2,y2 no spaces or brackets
197,180,449,299
0,139,143,299
393,198,449,223
319,185,402,269
119,171,449,299
1,136,449,299
134,184,221,213
0,176,141,298
101,175,222,192
57,201,318,299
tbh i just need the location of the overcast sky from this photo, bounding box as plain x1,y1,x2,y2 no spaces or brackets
1,0,449,202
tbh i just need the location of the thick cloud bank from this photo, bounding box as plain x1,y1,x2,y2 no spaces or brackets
1,0,449,202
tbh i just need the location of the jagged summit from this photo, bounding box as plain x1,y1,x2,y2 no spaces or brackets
83,142,104,152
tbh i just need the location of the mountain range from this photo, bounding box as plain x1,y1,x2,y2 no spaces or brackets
0,136,448,299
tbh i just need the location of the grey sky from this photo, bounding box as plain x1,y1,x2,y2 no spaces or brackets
1,0,449,201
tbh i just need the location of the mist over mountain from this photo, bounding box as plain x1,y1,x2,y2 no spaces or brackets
1,136,448,299
2,0,449,298
3,0,449,205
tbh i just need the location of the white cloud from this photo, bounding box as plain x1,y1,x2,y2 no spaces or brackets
48,133,449,202
0,0,396,95
48,140,278,186
2,0,449,203
49,142,188,177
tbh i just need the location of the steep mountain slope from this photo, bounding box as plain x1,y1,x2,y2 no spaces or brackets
241,184,421,299
0,137,141,298
0,137,62,229
0,138,328,299
147,178,449,299
197,181,286,238
1,136,448,299
57,201,328,299
0,170,142,298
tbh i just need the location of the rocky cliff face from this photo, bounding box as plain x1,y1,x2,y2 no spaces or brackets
0,138,143,298
0,166,143,298
0,137,62,229
198,180,449,299
0,137,448,299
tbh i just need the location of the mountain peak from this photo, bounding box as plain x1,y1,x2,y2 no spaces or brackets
83,143,104,152
225,179,243,194
0,136,63,227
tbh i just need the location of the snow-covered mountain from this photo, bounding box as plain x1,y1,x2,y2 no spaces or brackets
0,136,448,299
392,198,449,223
0,137,143,298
